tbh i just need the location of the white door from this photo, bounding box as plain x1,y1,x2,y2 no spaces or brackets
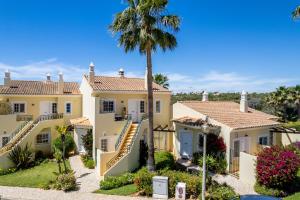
180,131,193,159
78,131,86,153
40,101,51,115
128,100,139,122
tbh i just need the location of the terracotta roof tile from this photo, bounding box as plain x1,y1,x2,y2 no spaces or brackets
180,101,280,130
86,75,169,92
70,117,91,127
0,80,80,95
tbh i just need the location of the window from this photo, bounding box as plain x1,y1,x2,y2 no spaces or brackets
2,137,9,147
140,101,145,113
155,100,161,113
65,102,72,114
100,100,115,113
13,103,25,113
259,136,268,145
101,139,108,152
52,103,57,114
36,133,50,144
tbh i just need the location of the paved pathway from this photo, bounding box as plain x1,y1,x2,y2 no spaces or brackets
69,155,99,193
212,174,257,195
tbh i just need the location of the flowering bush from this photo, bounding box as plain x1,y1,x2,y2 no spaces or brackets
207,134,226,155
256,145,300,188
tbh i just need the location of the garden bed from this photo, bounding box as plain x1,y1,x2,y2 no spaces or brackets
95,184,138,196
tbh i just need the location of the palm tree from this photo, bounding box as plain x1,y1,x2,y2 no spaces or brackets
56,125,69,173
110,0,180,171
153,73,169,89
293,6,300,19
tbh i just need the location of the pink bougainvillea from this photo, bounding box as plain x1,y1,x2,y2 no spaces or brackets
256,145,300,188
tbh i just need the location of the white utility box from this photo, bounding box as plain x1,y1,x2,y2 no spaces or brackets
152,176,168,199
175,182,186,200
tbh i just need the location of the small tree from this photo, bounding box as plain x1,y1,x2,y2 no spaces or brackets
53,147,63,174
81,129,93,157
55,125,69,173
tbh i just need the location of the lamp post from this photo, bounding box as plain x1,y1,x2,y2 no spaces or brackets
201,124,209,200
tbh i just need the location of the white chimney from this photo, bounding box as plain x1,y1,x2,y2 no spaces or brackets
119,68,125,78
144,68,148,89
240,90,248,113
89,62,95,83
202,91,209,102
58,72,64,94
46,73,51,82
4,70,11,86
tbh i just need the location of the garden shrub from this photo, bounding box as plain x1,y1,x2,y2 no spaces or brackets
100,173,135,190
81,130,93,156
254,183,287,197
198,154,227,174
192,152,202,164
139,140,148,168
81,154,95,169
134,168,201,198
160,170,201,198
134,167,156,196
206,182,239,200
256,145,300,189
9,143,33,169
154,151,175,170
207,134,226,156
52,134,75,157
51,171,77,191
0,168,16,176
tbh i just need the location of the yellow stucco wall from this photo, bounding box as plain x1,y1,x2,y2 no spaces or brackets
281,133,300,146
0,95,82,120
0,114,22,137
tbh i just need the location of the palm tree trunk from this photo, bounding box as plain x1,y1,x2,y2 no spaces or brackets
146,46,155,171
62,138,67,173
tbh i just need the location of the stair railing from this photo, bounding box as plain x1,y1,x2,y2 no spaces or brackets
115,117,132,150
0,113,64,154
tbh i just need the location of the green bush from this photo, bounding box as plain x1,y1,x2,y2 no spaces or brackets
100,173,135,190
160,170,201,198
81,130,93,156
198,154,227,174
192,152,202,164
0,168,17,176
207,182,238,200
51,171,77,191
52,134,75,157
154,151,175,170
134,167,156,196
134,168,201,198
254,183,287,197
81,155,95,169
9,143,33,169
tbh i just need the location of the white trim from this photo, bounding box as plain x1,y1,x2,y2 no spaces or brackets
11,101,27,114
99,98,116,114
65,101,72,115
92,91,171,96
36,132,51,145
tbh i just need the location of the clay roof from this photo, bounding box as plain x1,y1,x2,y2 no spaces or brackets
70,117,92,127
173,116,220,129
0,80,80,95
85,75,170,92
180,101,280,130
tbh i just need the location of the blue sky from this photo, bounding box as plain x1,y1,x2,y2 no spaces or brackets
0,0,299,93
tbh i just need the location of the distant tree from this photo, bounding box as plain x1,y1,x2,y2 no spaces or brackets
153,73,169,89
265,86,299,122
293,6,300,19
110,0,180,171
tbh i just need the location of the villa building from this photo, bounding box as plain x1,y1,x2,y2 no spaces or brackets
172,91,281,175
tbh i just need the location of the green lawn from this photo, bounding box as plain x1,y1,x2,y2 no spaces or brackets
95,184,138,196
285,121,300,131
0,160,70,188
